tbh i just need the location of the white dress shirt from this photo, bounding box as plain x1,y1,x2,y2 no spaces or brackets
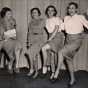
63,14,88,34
45,17,63,33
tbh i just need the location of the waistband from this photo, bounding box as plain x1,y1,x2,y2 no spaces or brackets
67,33,83,37
66,33,84,40
49,32,61,37
30,33,43,35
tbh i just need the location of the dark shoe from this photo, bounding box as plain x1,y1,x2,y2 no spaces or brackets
49,78,58,83
67,81,76,88
14,68,20,73
33,71,38,79
8,69,13,74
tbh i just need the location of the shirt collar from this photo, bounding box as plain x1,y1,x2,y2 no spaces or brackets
71,13,78,17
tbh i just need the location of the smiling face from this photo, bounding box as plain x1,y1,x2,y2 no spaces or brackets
31,9,40,19
47,7,56,18
68,4,77,16
5,11,13,20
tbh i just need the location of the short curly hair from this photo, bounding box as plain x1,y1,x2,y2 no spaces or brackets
0,7,12,18
68,2,78,9
30,7,41,17
66,2,78,15
45,5,57,17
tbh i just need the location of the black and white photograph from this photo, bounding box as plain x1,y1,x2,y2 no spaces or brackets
0,0,88,88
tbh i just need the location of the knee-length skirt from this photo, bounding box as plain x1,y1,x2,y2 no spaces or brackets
48,32,65,52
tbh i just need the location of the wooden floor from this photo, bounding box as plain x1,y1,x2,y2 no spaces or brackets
0,68,88,88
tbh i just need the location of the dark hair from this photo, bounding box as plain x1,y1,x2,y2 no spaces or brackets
0,7,12,18
66,2,78,15
68,2,78,9
66,6,70,15
30,8,41,16
45,5,57,17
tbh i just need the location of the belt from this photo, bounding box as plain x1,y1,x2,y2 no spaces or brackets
33,33,43,35
33,33,39,35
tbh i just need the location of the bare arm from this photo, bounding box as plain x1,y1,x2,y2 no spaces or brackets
47,18,64,41
48,25,59,41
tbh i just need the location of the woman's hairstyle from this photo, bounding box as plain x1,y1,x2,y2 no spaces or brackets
66,6,70,15
0,7,12,18
45,5,57,17
68,2,78,9
66,2,78,15
30,7,41,16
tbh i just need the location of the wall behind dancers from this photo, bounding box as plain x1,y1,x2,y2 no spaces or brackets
0,0,87,46
0,0,88,69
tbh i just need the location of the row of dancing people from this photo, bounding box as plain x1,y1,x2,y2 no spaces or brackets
0,2,88,88
25,2,88,88
26,2,88,88
0,7,20,73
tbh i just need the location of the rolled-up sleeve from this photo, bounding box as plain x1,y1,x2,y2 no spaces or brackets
80,15,88,29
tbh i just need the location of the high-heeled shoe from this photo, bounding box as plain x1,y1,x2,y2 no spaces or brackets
50,72,55,80
47,66,50,72
42,66,47,74
49,72,59,83
27,69,34,76
67,81,76,88
14,68,20,73
8,69,13,74
50,77,58,83
53,70,59,79
7,64,13,74
33,71,38,79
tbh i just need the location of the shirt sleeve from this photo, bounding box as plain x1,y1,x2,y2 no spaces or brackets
80,15,88,29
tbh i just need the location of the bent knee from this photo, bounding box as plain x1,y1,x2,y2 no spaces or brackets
58,48,67,56
42,44,50,51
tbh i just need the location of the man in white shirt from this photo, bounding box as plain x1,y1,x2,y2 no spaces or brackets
54,2,88,87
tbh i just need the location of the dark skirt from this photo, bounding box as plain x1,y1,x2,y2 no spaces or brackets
62,33,83,59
